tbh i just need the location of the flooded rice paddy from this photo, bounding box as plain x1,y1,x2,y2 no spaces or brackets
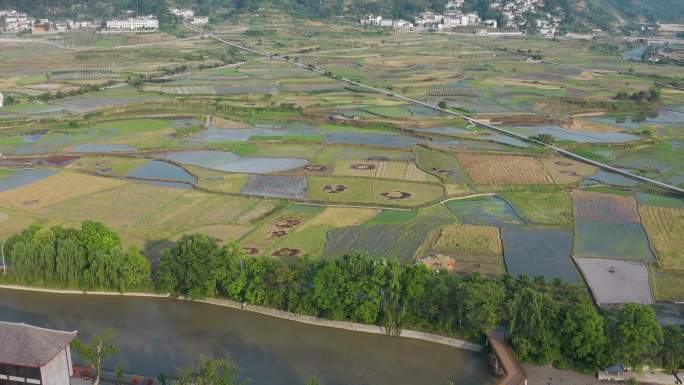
0,168,57,192
126,160,197,188
502,226,580,283
163,151,308,173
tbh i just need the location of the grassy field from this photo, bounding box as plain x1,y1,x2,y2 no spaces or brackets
502,191,573,226
649,266,684,302
308,176,444,207
332,159,435,182
188,165,249,194
413,145,470,184
67,156,149,176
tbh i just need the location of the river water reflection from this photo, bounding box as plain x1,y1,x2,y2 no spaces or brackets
0,289,493,385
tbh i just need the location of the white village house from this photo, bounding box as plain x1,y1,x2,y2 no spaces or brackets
190,16,209,25
105,15,158,32
168,8,194,18
0,91,4,108
0,322,77,385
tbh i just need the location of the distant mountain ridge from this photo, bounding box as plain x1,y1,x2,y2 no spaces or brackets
0,0,682,32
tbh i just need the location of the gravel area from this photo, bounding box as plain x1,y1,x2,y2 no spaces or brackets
525,365,603,385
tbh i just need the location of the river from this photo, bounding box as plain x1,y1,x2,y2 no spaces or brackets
0,288,493,385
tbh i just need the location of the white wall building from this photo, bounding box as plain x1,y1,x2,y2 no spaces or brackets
360,15,383,25
446,0,465,9
393,19,414,30
0,92,4,108
169,8,194,18
190,16,209,25
379,19,394,27
0,322,77,385
0,10,31,32
105,15,158,32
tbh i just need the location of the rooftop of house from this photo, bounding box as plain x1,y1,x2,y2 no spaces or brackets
0,321,77,367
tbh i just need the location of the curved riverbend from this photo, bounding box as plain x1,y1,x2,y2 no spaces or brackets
0,287,493,385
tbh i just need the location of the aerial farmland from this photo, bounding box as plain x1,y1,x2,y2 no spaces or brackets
1,9,684,314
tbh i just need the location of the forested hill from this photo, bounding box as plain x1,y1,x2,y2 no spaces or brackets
1,0,683,30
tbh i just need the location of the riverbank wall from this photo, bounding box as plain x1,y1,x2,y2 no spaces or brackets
0,284,483,352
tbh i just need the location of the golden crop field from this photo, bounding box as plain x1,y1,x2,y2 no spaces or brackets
455,153,554,185
640,206,684,270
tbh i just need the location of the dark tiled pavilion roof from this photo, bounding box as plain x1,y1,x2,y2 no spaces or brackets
0,322,77,367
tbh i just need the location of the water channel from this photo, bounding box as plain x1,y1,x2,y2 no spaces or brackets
0,288,493,385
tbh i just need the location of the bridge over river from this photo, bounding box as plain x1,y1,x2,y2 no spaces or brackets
487,331,528,385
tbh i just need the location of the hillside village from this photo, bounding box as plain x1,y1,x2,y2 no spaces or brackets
0,7,208,34
361,0,563,36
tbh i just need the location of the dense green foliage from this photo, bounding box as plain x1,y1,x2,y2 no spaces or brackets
175,356,247,385
154,234,682,372
73,329,120,385
4,227,682,372
4,221,151,291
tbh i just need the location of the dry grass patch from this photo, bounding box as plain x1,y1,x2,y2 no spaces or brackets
209,115,250,128
540,156,597,184
416,224,505,276
562,118,621,133
238,201,280,224
455,153,553,184
40,182,184,226
305,207,380,228
640,206,684,270
0,171,125,210
445,184,472,196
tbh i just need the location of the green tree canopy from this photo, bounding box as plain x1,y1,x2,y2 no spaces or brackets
612,304,663,369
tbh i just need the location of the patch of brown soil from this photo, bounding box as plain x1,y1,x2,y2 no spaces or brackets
304,165,327,172
275,218,301,228
272,248,301,257
418,255,456,272
323,184,347,193
555,161,573,167
242,247,260,255
270,230,289,238
381,191,413,200
562,118,621,133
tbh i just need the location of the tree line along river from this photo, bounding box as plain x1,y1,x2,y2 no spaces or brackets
0,288,494,385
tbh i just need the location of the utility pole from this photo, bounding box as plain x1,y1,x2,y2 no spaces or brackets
1,240,6,275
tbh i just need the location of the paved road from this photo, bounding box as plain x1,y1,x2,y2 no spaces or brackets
205,31,684,195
